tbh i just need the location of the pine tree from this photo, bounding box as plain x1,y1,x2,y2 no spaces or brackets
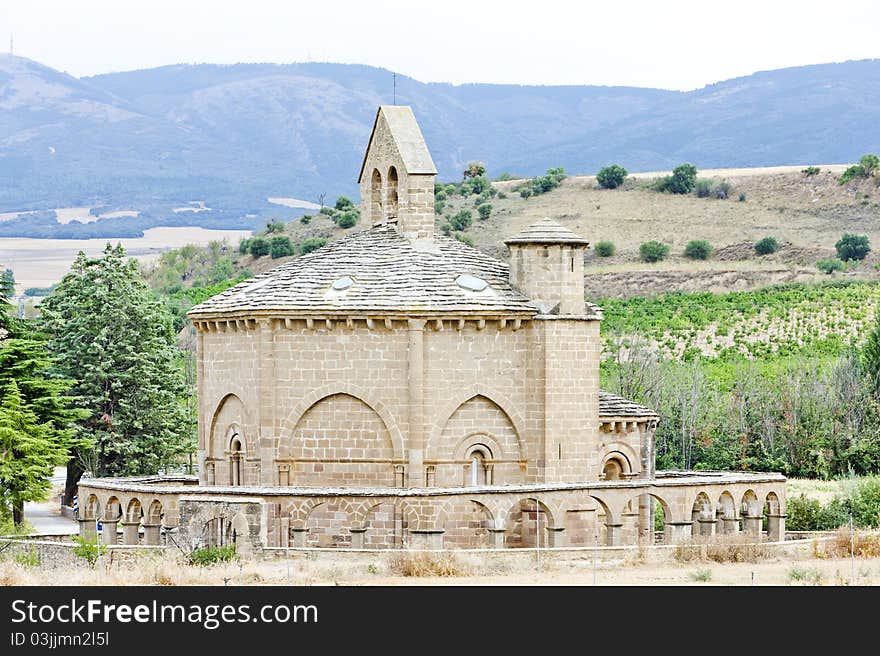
40,245,193,503
0,268,14,303
0,382,70,525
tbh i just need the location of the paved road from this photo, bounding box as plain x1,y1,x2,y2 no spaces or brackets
23,467,77,536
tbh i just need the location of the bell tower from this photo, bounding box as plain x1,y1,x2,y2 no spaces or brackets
358,106,437,239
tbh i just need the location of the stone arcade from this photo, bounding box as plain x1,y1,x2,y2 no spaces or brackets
78,106,786,553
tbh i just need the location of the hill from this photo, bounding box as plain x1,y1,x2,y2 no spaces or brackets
1,55,879,237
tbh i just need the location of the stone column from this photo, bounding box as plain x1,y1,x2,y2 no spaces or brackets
767,514,786,542
349,528,367,549
291,528,309,548
78,519,96,541
638,494,654,543
665,522,694,544
143,523,161,546
258,319,277,486
722,517,740,535
488,528,506,549
408,529,444,550
278,517,290,548
406,319,426,487
121,521,140,545
545,527,565,548
101,520,118,545
699,518,717,537
196,327,206,483
604,523,624,547
742,516,762,537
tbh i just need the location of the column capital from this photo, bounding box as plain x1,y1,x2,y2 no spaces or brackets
407,318,427,331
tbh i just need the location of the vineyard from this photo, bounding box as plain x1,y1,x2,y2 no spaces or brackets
599,281,880,360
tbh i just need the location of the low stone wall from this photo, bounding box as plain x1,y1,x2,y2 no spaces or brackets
78,471,787,553
0,537,164,568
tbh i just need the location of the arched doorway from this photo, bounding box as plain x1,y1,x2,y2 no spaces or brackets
601,453,631,481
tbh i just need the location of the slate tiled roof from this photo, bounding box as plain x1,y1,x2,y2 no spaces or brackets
505,217,591,246
598,391,658,418
187,225,540,318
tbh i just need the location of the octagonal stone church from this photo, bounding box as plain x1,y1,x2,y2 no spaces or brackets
77,106,786,552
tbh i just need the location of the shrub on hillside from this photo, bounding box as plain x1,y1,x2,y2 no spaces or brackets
238,238,251,255
738,192,747,202
455,233,475,246
477,203,492,220
300,214,312,224
318,206,336,216
449,209,473,231
334,196,355,211
596,164,628,189
269,236,295,259
839,154,879,185
595,240,616,257
639,240,670,263
653,163,698,194
754,236,779,255
335,211,358,229
835,233,871,261
802,166,821,176
299,238,327,255
817,257,845,274
694,180,712,198
248,237,269,257
684,240,713,260
713,181,731,199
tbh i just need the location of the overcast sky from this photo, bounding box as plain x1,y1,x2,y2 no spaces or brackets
1,0,878,90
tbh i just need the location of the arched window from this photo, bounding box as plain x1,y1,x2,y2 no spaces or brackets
465,445,492,486
387,166,399,219
229,434,243,486
371,169,383,224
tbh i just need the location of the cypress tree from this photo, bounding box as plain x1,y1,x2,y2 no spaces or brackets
40,244,192,503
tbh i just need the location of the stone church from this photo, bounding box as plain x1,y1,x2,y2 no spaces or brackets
77,106,786,552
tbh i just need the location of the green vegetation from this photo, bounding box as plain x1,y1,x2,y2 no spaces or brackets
269,236,295,259
639,241,670,263
514,167,566,199
0,269,14,302
839,154,879,185
299,237,327,254
786,477,880,529
248,237,270,257
689,569,713,582
13,546,41,567
652,163,698,194
595,241,616,257
72,535,107,569
817,257,845,274
447,209,473,232
265,219,286,234
835,233,870,261
802,166,821,176
335,212,358,229
738,192,747,202
684,240,712,260
694,180,712,198
40,245,192,503
477,204,492,220
596,164,628,189
601,282,880,477
189,545,238,566
754,236,779,255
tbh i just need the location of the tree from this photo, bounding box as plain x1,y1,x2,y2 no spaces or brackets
754,237,779,255
835,233,870,261
248,238,270,257
860,154,879,176
334,196,355,211
265,219,286,234
299,238,327,254
684,240,713,260
639,241,670,262
595,241,616,257
269,236,295,258
39,244,191,503
477,204,492,220
0,268,14,302
0,382,70,525
449,209,473,231
463,161,486,179
669,164,698,194
596,164,628,189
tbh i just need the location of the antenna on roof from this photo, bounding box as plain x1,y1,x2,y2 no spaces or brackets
393,72,397,105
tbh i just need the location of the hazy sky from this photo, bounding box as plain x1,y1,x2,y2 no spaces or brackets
1,0,878,90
